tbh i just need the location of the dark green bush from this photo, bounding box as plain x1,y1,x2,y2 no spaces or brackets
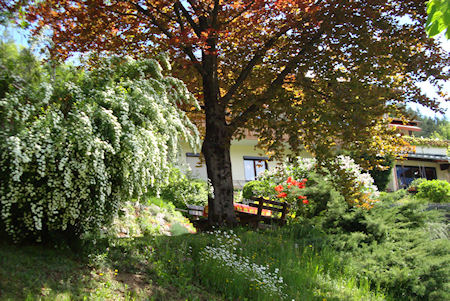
242,180,264,199
317,198,450,300
367,156,394,191
150,167,208,209
296,171,342,218
416,179,450,203
377,189,408,204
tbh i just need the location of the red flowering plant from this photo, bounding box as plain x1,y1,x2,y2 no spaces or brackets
274,177,308,212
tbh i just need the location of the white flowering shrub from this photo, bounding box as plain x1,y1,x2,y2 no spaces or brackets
0,55,199,242
328,155,380,208
255,156,379,213
333,155,379,200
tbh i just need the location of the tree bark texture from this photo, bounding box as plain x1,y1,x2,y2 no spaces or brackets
202,131,235,225
201,48,236,225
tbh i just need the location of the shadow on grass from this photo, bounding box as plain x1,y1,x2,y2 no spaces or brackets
0,235,217,301
0,224,388,301
0,242,92,300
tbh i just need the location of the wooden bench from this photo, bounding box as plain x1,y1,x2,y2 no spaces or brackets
236,197,289,226
185,204,205,220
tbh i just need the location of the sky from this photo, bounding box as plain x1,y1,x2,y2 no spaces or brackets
408,36,450,119
2,24,449,120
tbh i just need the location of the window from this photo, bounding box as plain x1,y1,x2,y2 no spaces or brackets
395,165,437,189
243,156,268,181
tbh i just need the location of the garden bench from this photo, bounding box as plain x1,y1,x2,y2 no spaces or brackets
236,197,289,227
183,199,289,229
185,204,205,220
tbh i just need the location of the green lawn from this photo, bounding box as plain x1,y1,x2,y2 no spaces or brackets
2,199,447,300
0,224,388,301
0,239,216,301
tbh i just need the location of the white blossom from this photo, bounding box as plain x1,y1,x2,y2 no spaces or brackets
0,57,200,242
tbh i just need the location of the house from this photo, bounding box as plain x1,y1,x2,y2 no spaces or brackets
179,129,307,189
179,121,449,191
387,119,450,191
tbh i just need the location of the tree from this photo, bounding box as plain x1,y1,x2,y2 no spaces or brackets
431,121,450,140
6,0,449,225
426,0,450,39
0,42,42,99
406,108,448,138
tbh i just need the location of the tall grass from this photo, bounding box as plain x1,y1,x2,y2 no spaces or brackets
152,224,389,300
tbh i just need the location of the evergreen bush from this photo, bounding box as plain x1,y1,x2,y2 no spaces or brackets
317,199,450,300
367,156,394,191
377,189,408,203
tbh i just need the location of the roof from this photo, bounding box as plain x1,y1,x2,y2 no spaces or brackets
390,118,420,126
406,153,450,162
389,124,422,132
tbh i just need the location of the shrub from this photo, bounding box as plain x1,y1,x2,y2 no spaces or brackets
233,188,244,203
0,55,199,242
242,180,265,199
377,189,408,204
416,179,450,203
255,156,379,217
149,167,208,209
317,198,450,300
0,42,43,100
106,200,196,238
408,178,427,191
299,172,343,218
367,156,394,191
326,155,379,208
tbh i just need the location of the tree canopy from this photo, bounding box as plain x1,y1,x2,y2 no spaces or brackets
5,0,450,224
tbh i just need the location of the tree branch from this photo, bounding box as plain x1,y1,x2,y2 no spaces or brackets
229,30,324,131
110,9,139,18
222,0,256,26
211,0,220,28
298,75,332,99
146,1,177,23
130,1,204,74
220,26,290,106
176,1,202,36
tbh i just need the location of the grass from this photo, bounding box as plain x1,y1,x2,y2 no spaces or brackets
0,223,389,300
6,195,446,300
0,238,217,301
151,225,388,301
0,199,214,301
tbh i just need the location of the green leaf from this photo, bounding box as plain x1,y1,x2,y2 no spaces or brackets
426,0,450,38
427,22,439,37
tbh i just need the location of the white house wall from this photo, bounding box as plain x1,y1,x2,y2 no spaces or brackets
179,140,312,188
178,141,448,192
414,146,448,156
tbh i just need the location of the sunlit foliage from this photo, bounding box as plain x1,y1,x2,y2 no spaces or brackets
0,45,199,241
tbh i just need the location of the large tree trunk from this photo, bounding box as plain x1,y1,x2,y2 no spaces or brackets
202,128,236,225
201,45,236,225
